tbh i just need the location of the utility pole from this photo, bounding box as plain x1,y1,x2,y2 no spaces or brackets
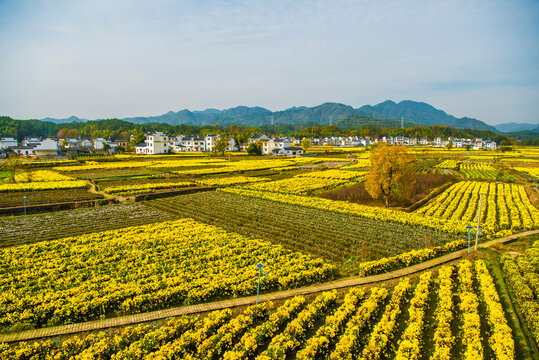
475,193,483,249
330,115,333,126
401,117,404,129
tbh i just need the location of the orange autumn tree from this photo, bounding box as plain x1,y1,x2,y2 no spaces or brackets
365,142,416,207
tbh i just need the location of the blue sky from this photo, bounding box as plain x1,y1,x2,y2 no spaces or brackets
0,0,538,125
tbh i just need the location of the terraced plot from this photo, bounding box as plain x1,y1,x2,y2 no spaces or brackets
143,191,460,273
0,204,176,247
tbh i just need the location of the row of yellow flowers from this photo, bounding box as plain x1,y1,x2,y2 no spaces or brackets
415,181,539,234
296,288,365,360
329,287,389,360
359,278,412,360
458,260,483,359
296,169,364,180
357,240,467,276
195,176,270,187
501,251,539,343
431,265,455,360
394,272,433,360
475,260,515,360
460,162,496,170
102,181,194,194
144,309,232,359
244,176,350,195
13,170,76,182
0,180,87,193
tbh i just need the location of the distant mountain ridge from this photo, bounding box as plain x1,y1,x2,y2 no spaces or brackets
37,100,498,131
494,122,539,133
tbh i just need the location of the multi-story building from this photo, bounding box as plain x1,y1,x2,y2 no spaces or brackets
261,138,291,155
135,132,169,154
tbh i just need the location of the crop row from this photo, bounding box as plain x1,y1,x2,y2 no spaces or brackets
0,180,88,193
1,263,516,359
13,170,76,183
501,242,539,344
435,160,460,170
195,176,270,186
295,169,364,180
0,218,335,332
102,181,195,194
244,176,351,195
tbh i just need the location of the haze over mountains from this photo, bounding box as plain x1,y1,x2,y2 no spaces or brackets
39,100,536,133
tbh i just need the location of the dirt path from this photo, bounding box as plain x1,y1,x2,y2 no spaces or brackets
86,180,128,203
1,229,537,343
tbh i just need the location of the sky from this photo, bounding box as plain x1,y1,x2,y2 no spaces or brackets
0,0,538,125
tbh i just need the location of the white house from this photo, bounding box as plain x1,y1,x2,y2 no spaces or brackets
13,146,35,156
135,132,169,154
271,147,304,156
261,138,291,155
0,137,17,148
248,134,270,144
204,134,236,152
180,136,205,151
22,138,41,147
93,138,107,150
33,138,60,156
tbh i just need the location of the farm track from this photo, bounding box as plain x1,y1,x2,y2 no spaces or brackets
1,229,537,344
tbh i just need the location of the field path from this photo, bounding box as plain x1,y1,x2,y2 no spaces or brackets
86,180,128,203
1,229,537,343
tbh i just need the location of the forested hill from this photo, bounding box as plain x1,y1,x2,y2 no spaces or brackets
32,100,496,131
0,116,511,144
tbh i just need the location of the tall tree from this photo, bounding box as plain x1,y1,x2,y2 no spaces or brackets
300,138,312,152
365,142,416,207
215,137,229,155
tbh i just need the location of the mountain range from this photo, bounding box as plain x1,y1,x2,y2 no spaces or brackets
39,100,535,132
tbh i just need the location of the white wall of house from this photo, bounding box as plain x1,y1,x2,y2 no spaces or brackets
33,138,59,156
145,132,168,154
0,137,18,148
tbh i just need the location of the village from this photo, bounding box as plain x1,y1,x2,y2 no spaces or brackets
0,132,499,158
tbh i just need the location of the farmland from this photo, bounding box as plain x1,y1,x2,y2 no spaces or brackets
415,181,539,235
0,204,176,247
0,261,523,360
143,191,460,272
0,218,334,331
0,146,538,358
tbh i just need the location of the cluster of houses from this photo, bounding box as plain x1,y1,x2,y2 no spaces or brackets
0,137,128,157
0,132,498,158
135,132,236,154
309,135,498,150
